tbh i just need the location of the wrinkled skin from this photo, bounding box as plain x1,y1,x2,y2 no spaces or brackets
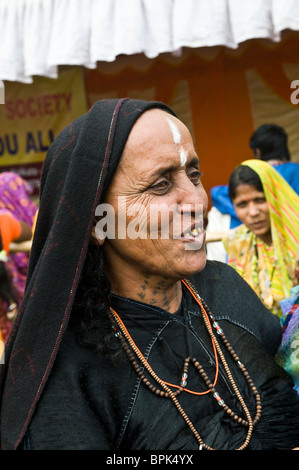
93,109,208,312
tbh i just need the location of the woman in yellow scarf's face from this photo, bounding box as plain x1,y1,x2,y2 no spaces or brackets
232,183,271,245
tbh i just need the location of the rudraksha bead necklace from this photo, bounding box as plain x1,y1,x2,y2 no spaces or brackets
109,279,262,450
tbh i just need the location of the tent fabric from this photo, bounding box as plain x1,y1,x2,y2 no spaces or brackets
1,0,299,84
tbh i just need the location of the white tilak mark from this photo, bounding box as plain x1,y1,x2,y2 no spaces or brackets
179,146,188,166
166,117,188,167
166,117,181,144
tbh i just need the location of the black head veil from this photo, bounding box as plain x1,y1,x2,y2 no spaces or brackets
0,98,175,449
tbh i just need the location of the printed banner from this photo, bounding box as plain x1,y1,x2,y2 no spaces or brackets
0,68,87,194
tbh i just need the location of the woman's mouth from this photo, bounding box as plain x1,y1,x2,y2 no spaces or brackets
181,227,206,249
250,221,265,230
183,227,202,238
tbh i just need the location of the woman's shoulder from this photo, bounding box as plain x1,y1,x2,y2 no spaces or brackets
223,224,251,247
192,258,243,280
188,261,282,355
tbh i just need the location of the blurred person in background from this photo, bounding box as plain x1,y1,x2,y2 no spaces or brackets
0,172,37,303
206,123,299,262
223,160,299,318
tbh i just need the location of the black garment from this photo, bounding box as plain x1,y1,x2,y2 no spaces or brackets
0,99,175,450
24,262,299,450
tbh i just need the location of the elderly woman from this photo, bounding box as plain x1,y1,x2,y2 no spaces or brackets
0,99,298,451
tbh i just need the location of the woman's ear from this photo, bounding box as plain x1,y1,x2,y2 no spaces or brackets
91,224,106,246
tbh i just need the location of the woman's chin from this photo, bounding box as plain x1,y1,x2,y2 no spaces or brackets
179,250,207,279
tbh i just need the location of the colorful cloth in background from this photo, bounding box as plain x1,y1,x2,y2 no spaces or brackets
0,172,38,301
276,285,299,396
210,185,241,228
0,212,22,254
223,160,299,318
294,249,299,287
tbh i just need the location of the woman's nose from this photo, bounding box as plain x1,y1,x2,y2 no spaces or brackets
248,202,259,216
178,176,208,213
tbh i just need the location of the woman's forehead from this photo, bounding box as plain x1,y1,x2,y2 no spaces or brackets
120,109,194,165
126,109,189,146
107,110,198,190
234,184,265,199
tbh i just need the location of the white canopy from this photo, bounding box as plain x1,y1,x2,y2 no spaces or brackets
1,0,299,83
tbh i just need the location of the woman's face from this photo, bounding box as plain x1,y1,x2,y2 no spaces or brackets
96,109,208,287
232,184,272,243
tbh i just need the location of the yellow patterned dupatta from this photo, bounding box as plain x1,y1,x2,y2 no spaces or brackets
223,159,299,318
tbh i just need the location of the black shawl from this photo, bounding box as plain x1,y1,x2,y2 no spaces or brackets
0,98,175,450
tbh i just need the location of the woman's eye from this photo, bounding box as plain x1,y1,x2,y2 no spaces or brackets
256,197,266,204
149,179,171,193
234,199,247,208
188,170,202,184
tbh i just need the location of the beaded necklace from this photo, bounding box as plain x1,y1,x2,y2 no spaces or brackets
109,279,262,450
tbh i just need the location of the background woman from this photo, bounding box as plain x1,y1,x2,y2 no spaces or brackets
0,240,18,345
223,160,299,318
0,209,32,342
0,172,37,303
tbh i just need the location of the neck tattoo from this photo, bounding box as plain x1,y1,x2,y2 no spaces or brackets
137,275,181,312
